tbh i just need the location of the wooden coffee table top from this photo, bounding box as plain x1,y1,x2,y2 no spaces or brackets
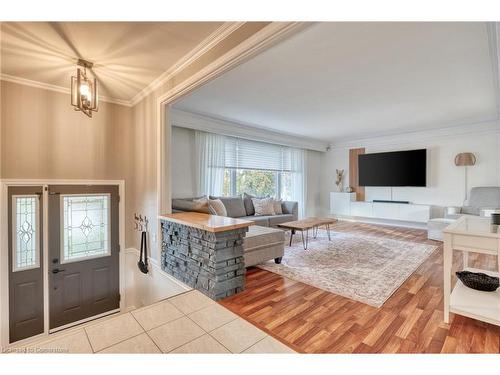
278,217,337,231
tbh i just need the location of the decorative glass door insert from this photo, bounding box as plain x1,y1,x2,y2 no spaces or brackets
12,195,40,272
61,194,111,263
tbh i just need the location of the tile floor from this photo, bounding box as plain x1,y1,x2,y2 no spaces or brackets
11,290,295,354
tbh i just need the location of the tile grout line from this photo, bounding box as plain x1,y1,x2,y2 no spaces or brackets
83,327,96,353
241,335,269,353
88,313,146,353
95,331,148,353
183,313,235,353
204,317,266,354
128,312,163,354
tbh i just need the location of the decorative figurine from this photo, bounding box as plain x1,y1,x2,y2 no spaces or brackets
335,169,345,192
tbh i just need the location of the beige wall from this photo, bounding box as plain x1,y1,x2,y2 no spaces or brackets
1,22,274,259
1,81,131,180
0,80,137,246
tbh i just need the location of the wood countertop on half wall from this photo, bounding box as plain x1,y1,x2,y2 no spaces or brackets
158,212,254,233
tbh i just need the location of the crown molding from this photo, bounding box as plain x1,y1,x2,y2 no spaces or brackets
0,22,245,108
129,22,244,107
171,108,329,152
329,119,500,150
0,73,132,106
158,22,312,105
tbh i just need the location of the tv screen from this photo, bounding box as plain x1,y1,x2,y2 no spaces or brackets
358,149,427,187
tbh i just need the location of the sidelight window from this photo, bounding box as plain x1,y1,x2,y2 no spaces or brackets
12,195,40,272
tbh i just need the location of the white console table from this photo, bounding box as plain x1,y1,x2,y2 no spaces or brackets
329,192,431,224
443,216,500,326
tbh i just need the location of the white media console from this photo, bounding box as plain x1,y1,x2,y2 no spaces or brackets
330,192,432,226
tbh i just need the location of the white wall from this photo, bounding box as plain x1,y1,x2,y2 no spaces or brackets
320,128,500,215
306,150,322,216
172,126,197,198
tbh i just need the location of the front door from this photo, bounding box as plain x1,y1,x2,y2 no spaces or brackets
48,185,120,331
8,186,44,343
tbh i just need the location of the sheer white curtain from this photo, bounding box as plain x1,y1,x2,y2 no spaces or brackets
290,148,307,218
194,131,225,196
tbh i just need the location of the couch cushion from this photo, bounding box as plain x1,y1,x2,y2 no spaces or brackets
243,193,255,216
269,214,294,226
172,198,210,214
214,196,247,218
244,225,285,252
239,215,271,227
468,187,500,210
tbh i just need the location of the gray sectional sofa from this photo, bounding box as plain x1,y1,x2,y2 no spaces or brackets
172,194,298,227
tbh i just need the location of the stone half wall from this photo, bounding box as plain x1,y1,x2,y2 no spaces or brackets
160,220,248,300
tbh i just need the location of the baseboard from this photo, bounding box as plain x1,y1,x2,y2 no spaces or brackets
124,248,191,309
124,247,191,291
335,216,427,230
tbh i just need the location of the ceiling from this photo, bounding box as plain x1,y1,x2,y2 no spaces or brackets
0,22,223,102
174,22,499,143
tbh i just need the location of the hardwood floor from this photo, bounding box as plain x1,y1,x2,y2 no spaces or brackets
219,221,500,353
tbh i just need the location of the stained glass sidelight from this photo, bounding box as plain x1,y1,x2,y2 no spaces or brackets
13,196,39,271
61,194,110,263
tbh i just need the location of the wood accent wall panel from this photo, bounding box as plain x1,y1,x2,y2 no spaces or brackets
349,148,365,201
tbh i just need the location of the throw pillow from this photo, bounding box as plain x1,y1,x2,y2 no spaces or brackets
252,198,275,216
208,198,227,216
272,199,283,215
243,193,270,216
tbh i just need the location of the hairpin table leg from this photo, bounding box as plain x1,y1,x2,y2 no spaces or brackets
301,229,309,250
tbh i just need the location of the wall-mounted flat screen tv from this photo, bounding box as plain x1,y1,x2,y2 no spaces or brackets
358,149,427,187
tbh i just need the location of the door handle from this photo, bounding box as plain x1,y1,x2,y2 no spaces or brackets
52,268,66,274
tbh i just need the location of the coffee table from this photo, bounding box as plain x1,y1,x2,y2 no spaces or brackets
278,217,337,250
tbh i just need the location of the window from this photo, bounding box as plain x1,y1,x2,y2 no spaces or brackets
195,130,306,217
12,195,40,272
223,169,292,200
61,194,111,263
222,137,293,199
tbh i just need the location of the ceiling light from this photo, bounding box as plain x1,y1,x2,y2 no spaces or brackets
71,59,98,118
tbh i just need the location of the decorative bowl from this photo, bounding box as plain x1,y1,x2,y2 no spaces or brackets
456,271,499,292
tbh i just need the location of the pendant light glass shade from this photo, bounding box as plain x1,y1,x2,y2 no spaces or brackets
71,59,98,118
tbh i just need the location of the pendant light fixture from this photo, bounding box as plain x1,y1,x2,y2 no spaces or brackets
71,59,98,118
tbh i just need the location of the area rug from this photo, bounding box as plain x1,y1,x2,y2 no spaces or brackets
258,231,437,307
